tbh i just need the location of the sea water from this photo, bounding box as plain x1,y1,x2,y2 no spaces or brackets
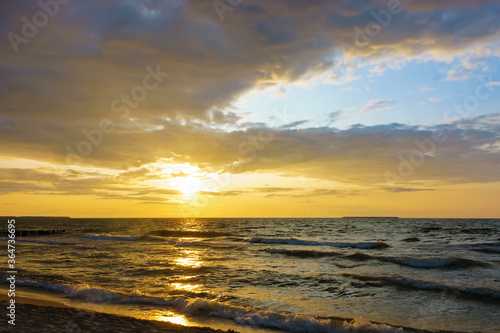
2,217,499,332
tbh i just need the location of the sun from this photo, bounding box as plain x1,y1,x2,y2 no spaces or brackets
175,176,202,198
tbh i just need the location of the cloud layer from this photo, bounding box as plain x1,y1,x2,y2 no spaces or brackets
1,0,500,210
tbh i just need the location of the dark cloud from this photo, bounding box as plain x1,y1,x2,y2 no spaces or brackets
2,0,498,127
253,187,296,193
327,111,343,123
386,187,436,193
281,120,309,129
292,188,366,198
208,109,242,125
0,167,182,201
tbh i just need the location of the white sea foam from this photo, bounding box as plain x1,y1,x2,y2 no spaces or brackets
84,233,141,241
66,284,123,303
380,256,461,268
6,278,404,332
383,257,455,268
265,248,340,258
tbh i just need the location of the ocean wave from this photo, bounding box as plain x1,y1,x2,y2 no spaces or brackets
84,234,141,241
460,228,495,234
70,289,405,333
265,248,341,258
174,241,210,248
249,237,389,249
345,253,373,261
342,273,500,301
147,230,231,238
5,277,136,302
74,245,96,250
379,256,487,268
401,237,420,242
455,242,500,254
0,238,71,245
269,249,486,269
142,235,176,242
2,276,72,293
7,278,404,332
173,241,234,249
420,226,442,233
474,248,500,254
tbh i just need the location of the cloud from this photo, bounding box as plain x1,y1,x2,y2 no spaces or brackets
327,110,343,124
369,61,405,76
2,0,498,128
0,167,183,201
428,97,443,102
208,109,242,125
274,85,287,98
296,188,365,197
281,120,309,129
253,187,296,193
385,187,436,193
443,67,475,81
1,112,500,201
359,99,396,115
224,113,500,186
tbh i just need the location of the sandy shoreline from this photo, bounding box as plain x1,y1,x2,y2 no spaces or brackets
0,295,237,332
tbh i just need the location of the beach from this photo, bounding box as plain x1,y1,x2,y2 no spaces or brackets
0,295,236,333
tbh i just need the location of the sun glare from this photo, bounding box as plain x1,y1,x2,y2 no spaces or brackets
140,160,225,202
154,312,191,326
175,177,202,197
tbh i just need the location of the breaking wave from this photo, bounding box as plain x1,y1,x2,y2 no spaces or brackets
249,237,389,249
379,256,487,268
342,273,500,301
264,248,341,258
84,234,142,241
3,277,405,333
147,230,231,238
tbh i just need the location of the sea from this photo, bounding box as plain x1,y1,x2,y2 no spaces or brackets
1,217,499,333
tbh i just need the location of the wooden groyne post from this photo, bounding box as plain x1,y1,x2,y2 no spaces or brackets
0,229,66,237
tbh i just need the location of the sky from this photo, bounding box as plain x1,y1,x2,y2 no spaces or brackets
1,0,500,218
